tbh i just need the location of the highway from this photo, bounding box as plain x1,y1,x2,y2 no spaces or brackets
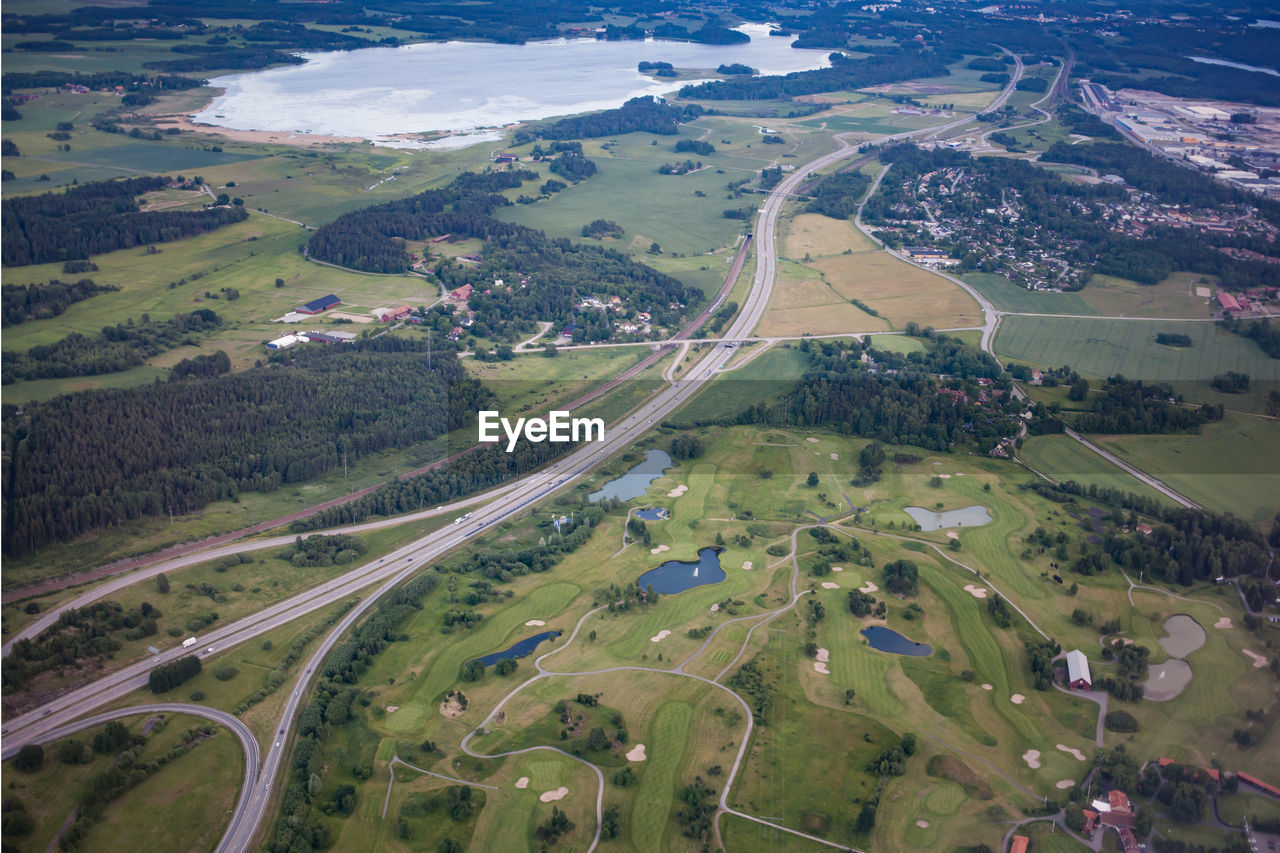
0,703,258,853
2,63,1030,850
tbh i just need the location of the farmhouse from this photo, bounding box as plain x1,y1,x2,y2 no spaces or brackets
1066,649,1092,690
1009,836,1029,853
1218,291,1242,312
451,284,474,301
372,305,412,322
297,293,341,315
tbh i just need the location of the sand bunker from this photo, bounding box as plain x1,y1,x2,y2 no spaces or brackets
946,531,960,540
814,648,831,675
1243,649,1268,668
963,584,988,599
859,581,879,594
1056,779,1075,790
650,630,671,643
955,472,964,477
540,787,569,802
830,452,839,460
626,744,647,762
1057,744,1086,761
515,777,529,789
1010,693,1026,705
916,820,930,828
936,473,951,479
710,603,720,612
742,561,753,571
1214,617,1233,630
981,683,993,691
650,545,670,555
525,619,546,627
821,582,841,590
667,485,688,498
385,705,399,713
831,565,844,572
1022,749,1041,769
807,437,820,443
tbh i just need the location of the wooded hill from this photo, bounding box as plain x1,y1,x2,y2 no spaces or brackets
1,338,487,556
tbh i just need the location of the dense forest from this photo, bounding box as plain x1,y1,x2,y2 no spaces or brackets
1,338,486,555
2,176,248,266
308,168,699,342
678,49,948,100
1,278,119,327
516,96,702,143
1,70,203,95
805,169,873,219
711,337,1018,452
1,308,223,383
1070,378,1217,434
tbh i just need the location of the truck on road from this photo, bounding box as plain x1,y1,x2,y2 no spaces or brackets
181,637,197,648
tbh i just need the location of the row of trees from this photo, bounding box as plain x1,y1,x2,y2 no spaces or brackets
2,308,222,383
678,49,948,100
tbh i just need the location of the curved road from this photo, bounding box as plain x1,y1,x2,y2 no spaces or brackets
4,61,1032,850
0,703,258,853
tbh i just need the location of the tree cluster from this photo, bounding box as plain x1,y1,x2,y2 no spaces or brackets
147,654,201,693
3,338,481,555
2,176,247,267
1,278,119,327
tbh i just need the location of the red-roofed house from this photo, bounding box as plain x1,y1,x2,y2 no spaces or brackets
1082,809,1099,834
1009,836,1029,853
451,284,474,301
1238,771,1280,798
1108,790,1132,814
1218,291,1241,312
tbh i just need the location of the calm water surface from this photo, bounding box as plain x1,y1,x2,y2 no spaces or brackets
861,626,932,657
590,449,672,503
194,24,830,148
902,505,993,531
637,546,725,594
470,630,562,667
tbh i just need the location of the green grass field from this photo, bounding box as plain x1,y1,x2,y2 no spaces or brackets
995,317,1280,389
1017,435,1173,508
1097,413,1280,527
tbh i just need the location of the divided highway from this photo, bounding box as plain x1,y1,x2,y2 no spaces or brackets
2,66,1028,851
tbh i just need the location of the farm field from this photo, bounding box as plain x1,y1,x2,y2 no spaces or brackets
995,316,1280,388
810,251,983,330
1096,413,1280,528
1017,435,1173,508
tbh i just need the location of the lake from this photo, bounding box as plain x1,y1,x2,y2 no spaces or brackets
902,505,993,531
470,630,562,667
861,626,932,656
637,546,725,595
635,507,669,521
1187,55,1280,77
590,449,673,503
193,24,831,149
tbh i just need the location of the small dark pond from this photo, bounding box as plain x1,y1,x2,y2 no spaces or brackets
589,449,672,503
861,626,932,657
635,507,669,521
469,630,562,667
637,546,725,595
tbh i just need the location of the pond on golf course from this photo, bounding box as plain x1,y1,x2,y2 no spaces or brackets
470,630,562,667
861,625,933,657
637,546,725,595
903,505,993,531
590,449,672,503
635,507,669,521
